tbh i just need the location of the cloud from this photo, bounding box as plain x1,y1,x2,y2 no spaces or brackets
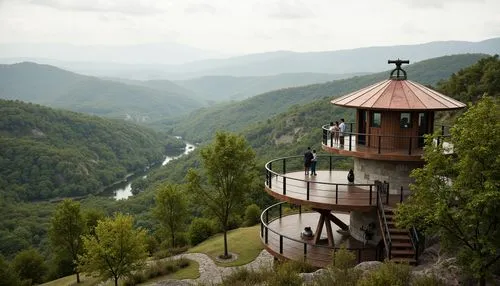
397,0,486,9
29,0,166,15
184,3,216,15
267,0,314,19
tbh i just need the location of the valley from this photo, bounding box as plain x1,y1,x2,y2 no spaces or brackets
0,44,499,285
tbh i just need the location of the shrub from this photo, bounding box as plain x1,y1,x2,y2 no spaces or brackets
145,234,160,255
411,274,446,286
221,267,269,286
123,258,191,286
268,261,303,286
189,218,214,245
153,245,189,260
243,204,261,226
358,261,412,286
315,247,361,286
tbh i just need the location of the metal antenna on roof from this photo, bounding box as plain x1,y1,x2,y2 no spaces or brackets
388,59,410,80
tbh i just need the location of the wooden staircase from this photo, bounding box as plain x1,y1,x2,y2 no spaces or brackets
383,207,417,265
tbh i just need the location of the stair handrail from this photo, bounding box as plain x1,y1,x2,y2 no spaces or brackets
376,181,392,260
409,226,420,263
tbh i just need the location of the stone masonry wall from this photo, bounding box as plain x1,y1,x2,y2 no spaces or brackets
353,157,423,194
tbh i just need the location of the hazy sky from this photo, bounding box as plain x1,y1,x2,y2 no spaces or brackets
1,0,499,55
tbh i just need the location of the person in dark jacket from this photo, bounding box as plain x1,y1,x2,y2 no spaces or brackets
304,147,313,175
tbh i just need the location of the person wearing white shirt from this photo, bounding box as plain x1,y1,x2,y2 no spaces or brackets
339,118,346,147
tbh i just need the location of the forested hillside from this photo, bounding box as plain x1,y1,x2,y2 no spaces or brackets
155,54,487,142
0,100,183,201
0,62,203,122
173,72,365,102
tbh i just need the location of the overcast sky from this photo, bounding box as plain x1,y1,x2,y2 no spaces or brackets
1,0,499,55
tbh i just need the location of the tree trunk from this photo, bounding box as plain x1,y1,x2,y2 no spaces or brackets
76,271,80,283
171,231,175,248
223,230,228,258
114,276,118,286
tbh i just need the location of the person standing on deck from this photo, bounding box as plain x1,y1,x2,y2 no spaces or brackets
304,147,313,175
339,118,346,147
311,149,318,176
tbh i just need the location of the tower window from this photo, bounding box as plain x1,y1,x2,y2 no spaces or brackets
400,113,411,128
371,112,381,127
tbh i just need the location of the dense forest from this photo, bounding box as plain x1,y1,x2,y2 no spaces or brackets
0,100,184,201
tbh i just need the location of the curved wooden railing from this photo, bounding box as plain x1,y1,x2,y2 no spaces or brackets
260,201,381,266
265,155,376,206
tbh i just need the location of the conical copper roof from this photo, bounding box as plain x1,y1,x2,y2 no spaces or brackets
331,79,466,111
332,59,466,111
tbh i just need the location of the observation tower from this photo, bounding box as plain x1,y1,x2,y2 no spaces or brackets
261,60,465,267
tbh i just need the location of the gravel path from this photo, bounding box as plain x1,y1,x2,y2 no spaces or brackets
152,250,274,285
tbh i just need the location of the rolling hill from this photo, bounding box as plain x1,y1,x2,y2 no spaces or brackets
0,62,204,122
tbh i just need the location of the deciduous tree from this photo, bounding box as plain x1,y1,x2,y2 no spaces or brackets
12,248,47,284
78,213,148,286
187,132,257,258
49,199,85,283
397,97,500,285
153,183,188,248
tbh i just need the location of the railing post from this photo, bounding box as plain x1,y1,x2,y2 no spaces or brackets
279,203,282,219
376,184,380,208
299,205,302,215
260,222,263,238
280,235,283,254
330,132,333,147
335,185,338,204
329,156,332,172
283,158,286,174
378,136,381,154
369,185,373,206
349,133,352,151
400,186,404,203
266,210,269,224
385,181,390,205
307,181,310,200
441,125,445,136
265,226,268,244
283,177,286,195
303,243,307,257
408,137,412,155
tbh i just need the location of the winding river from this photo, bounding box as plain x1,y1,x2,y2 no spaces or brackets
112,141,196,200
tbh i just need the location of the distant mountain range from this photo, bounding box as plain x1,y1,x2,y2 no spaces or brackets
156,54,488,142
0,62,203,122
1,38,498,80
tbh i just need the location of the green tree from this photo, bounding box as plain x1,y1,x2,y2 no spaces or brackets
49,199,85,283
0,255,21,286
12,248,47,284
152,183,188,248
187,132,257,258
83,208,105,237
397,97,500,285
78,213,148,286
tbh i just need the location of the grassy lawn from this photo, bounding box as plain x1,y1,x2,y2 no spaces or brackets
188,225,263,267
140,259,200,285
40,274,101,286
